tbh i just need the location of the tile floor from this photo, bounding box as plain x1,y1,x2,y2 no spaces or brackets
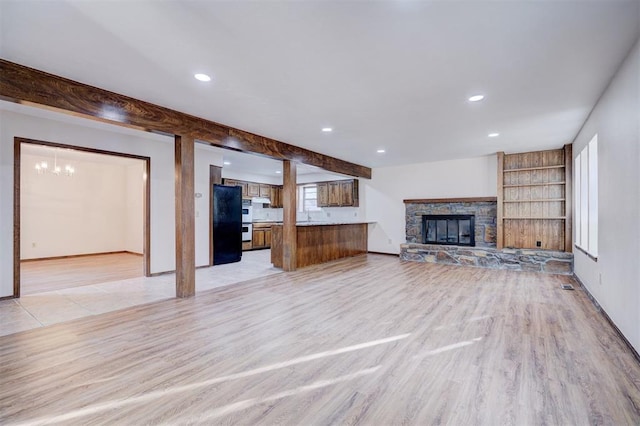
0,250,281,337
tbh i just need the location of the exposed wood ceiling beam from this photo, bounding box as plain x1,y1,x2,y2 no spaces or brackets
0,59,372,179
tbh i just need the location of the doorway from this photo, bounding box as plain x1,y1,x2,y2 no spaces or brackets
13,137,151,297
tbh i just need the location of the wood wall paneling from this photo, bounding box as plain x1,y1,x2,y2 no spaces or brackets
282,161,297,272
175,135,195,298
0,59,371,179
564,144,573,253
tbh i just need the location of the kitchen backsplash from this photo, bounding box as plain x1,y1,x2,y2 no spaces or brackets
252,204,361,222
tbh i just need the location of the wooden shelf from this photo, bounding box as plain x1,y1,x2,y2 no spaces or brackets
503,182,565,188
503,199,565,203
504,216,566,220
504,165,565,172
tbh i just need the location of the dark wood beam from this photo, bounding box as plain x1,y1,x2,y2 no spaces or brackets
282,160,297,272
0,59,371,179
175,135,195,298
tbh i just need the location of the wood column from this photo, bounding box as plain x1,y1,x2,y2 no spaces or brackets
496,151,504,250
175,135,195,298
282,160,297,271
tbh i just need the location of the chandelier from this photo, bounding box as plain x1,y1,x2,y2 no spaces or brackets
34,149,75,176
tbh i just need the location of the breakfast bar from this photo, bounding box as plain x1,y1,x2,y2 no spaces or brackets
271,222,369,269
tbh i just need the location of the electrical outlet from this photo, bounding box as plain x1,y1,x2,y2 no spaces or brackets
388,239,392,244
327,212,331,217
196,211,200,218
536,241,541,247
32,242,36,248
354,212,358,216
599,273,603,285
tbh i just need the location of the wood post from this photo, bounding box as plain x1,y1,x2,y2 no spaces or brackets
175,135,195,297
282,160,297,271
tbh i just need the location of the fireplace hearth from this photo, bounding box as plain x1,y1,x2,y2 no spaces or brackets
422,214,475,246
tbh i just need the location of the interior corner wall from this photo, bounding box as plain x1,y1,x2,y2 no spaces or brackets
124,162,144,254
0,106,224,297
571,38,640,354
20,153,128,259
363,155,497,254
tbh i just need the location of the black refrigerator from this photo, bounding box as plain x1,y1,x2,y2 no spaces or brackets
213,184,242,265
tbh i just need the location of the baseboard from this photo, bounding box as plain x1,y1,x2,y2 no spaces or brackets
0,295,16,301
21,250,133,262
149,264,211,277
573,274,640,365
367,251,400,257
125,251,144,257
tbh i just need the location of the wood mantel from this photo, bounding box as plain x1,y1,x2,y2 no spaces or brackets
403,197,497,204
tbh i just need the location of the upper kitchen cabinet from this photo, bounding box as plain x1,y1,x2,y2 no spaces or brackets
259,184,271,198
270,185,283,208
317,179,359,207
247,182,260,197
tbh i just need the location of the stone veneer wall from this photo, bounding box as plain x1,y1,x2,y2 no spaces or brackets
400,243,574,275
405,201,497,247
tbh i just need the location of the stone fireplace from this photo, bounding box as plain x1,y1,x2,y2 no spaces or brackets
402,197,573,274
405,197,496,248
422,214,475,246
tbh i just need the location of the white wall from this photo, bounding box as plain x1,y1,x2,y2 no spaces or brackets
0,104,223,297
222,169,282,185
124,162,144,254
364,155,497,254
21,153,130,259
571,39,640,353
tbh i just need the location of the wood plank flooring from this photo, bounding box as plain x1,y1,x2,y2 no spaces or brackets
1,254,639,425
20,252,143,295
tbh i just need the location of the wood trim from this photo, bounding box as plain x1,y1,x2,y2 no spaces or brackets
175,135,195,298
13,139,21,298
503,182,566,188
503,165,565,172
209,165,222,266
143,157,151,277
403,197,497,204
13,137,152,296
282,160,297,272
496,152,504,250
564,143,573,253
21,251,133,262
367,251,400,257
0,59,371,179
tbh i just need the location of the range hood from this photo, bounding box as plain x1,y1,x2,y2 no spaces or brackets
251,197,271,204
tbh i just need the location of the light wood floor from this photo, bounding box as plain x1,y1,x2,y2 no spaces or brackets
20,252,144,295
1,254,639,425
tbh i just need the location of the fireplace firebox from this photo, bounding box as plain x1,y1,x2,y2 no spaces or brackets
422,214,475,246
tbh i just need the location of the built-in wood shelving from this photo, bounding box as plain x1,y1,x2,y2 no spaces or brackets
503,182,566,188
503,216,567,220
497,145,572,252
503,199,565,203
503,165,565,172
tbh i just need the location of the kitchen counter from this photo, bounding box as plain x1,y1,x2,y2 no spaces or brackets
271,222,369,269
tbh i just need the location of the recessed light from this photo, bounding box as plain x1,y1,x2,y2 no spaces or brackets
194,73,211,82
275,171,281,174
468,95,485,102
223,161,231,165
488,133,500,138
321,127,333,132
377,149,386,153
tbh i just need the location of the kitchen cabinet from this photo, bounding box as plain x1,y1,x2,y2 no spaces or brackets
259,184,271,197
223,179,249,198
341,180,354,206
247,182,260,197
269,185,283,208
328,182,341,206
317,183,329,207
252,223,273,249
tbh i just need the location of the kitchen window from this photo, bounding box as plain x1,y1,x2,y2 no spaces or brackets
298,184,321,212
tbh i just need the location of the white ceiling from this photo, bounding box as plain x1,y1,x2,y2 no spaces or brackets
1,1,638,169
